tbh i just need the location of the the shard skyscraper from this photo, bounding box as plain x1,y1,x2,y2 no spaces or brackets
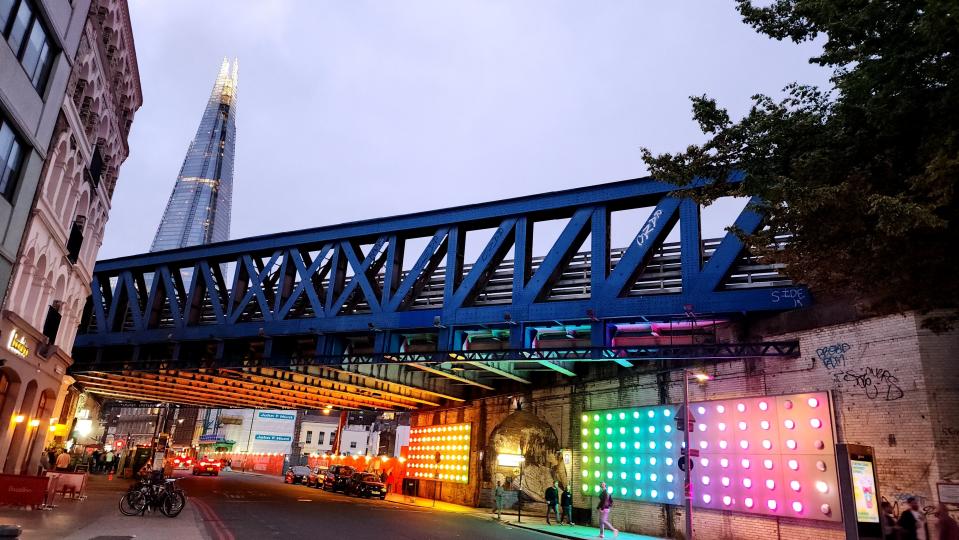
151,58,238,252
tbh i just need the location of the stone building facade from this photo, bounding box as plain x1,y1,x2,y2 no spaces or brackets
0,0,140,474
410,312,959,539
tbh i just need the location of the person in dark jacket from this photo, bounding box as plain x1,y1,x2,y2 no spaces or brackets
597,482,619,538
898,497,927,540
545,481,559,525
560,485,574,525
936,503,959,540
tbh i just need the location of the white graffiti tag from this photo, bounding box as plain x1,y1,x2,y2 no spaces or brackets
635,210,664,247
771,288,805,307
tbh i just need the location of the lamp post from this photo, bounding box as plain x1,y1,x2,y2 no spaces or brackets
682,369,711,540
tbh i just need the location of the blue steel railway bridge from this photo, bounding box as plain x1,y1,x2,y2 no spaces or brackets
71,176,808,411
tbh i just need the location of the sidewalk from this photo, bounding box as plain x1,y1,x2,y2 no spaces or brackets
383,493,666,540
0,474,209,540
385,492,491,515
502,518,666,540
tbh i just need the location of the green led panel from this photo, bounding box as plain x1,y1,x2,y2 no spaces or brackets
579,407,682,503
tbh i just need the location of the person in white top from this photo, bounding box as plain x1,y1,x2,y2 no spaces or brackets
55,450,71,471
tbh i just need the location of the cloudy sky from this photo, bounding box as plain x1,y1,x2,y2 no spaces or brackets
99,1,830,260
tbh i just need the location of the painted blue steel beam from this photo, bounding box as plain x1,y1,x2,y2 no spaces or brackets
74,175,808,353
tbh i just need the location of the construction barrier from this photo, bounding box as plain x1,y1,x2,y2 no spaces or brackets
0,474,49,507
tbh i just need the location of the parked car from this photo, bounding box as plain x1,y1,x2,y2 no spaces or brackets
306,466,329,488
192,458,221,476
322,465,355,492
285,465,311,484
347,472,387,499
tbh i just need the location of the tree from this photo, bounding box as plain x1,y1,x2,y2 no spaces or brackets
642,0,959,329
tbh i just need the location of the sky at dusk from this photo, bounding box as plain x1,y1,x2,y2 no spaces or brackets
99,1,831,261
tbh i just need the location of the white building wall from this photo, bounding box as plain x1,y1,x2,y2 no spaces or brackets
339,426,371,455
299,420,339,455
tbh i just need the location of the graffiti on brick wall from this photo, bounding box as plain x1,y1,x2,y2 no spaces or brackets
839,367,905,401
816,342,851,369
815,341,905,401
884,493,936,518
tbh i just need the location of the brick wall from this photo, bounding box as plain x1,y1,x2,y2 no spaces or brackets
411,312,958,539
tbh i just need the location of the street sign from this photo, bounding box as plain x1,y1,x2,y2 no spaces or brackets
674,407,696,432
678,456,696,471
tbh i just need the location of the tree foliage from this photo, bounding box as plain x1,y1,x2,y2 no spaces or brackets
642,0,959,329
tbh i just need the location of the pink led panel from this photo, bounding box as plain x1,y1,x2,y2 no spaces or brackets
689,392,841,521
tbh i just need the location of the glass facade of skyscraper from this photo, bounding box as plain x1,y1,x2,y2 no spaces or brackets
151,58,238,252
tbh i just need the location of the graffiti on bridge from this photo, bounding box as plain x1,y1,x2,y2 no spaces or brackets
771,288,805,307
635,209,663,247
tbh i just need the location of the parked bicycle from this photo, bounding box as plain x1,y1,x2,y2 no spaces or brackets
119,476,186,517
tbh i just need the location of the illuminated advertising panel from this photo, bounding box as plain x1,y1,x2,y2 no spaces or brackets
580,392,841,521
851,460,880,523
406,422,472,484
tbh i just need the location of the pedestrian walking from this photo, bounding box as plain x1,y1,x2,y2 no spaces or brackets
545,480,560,525
899,497,927,540
936,503,959,540
560,484,574,525
105,450,116,473
597,482,619,538
386,469,395,493
493,480,505,520
91,450,100,473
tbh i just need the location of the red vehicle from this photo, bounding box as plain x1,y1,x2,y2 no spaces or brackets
171,455,194,470
192,457,221,476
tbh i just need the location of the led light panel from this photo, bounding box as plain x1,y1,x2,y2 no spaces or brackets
580,392,840,522
406,422,472,484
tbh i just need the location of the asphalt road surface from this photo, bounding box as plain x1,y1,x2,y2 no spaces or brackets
182,471,554,540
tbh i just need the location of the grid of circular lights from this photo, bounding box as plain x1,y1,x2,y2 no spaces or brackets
406,423,472,483
579,393,839,522
579,407,681,502
688,394,835,519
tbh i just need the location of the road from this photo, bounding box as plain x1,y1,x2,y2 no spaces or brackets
0,470,608,540
176,471,554,540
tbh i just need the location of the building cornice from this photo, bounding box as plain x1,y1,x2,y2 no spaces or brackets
117,0,143,109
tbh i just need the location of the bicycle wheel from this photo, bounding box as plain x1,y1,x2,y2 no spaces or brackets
160,491,186,517
119,490,147,516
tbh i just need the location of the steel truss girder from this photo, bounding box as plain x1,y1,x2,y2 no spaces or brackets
76,176,808,348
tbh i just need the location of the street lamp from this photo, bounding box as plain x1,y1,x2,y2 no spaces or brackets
681,369,711,540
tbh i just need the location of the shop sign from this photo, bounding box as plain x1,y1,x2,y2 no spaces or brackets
254,434,292,442
257,412,295,420
7,330,29,357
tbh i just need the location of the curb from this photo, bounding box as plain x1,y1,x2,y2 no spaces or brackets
224,469,269,477
506,522,598,540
